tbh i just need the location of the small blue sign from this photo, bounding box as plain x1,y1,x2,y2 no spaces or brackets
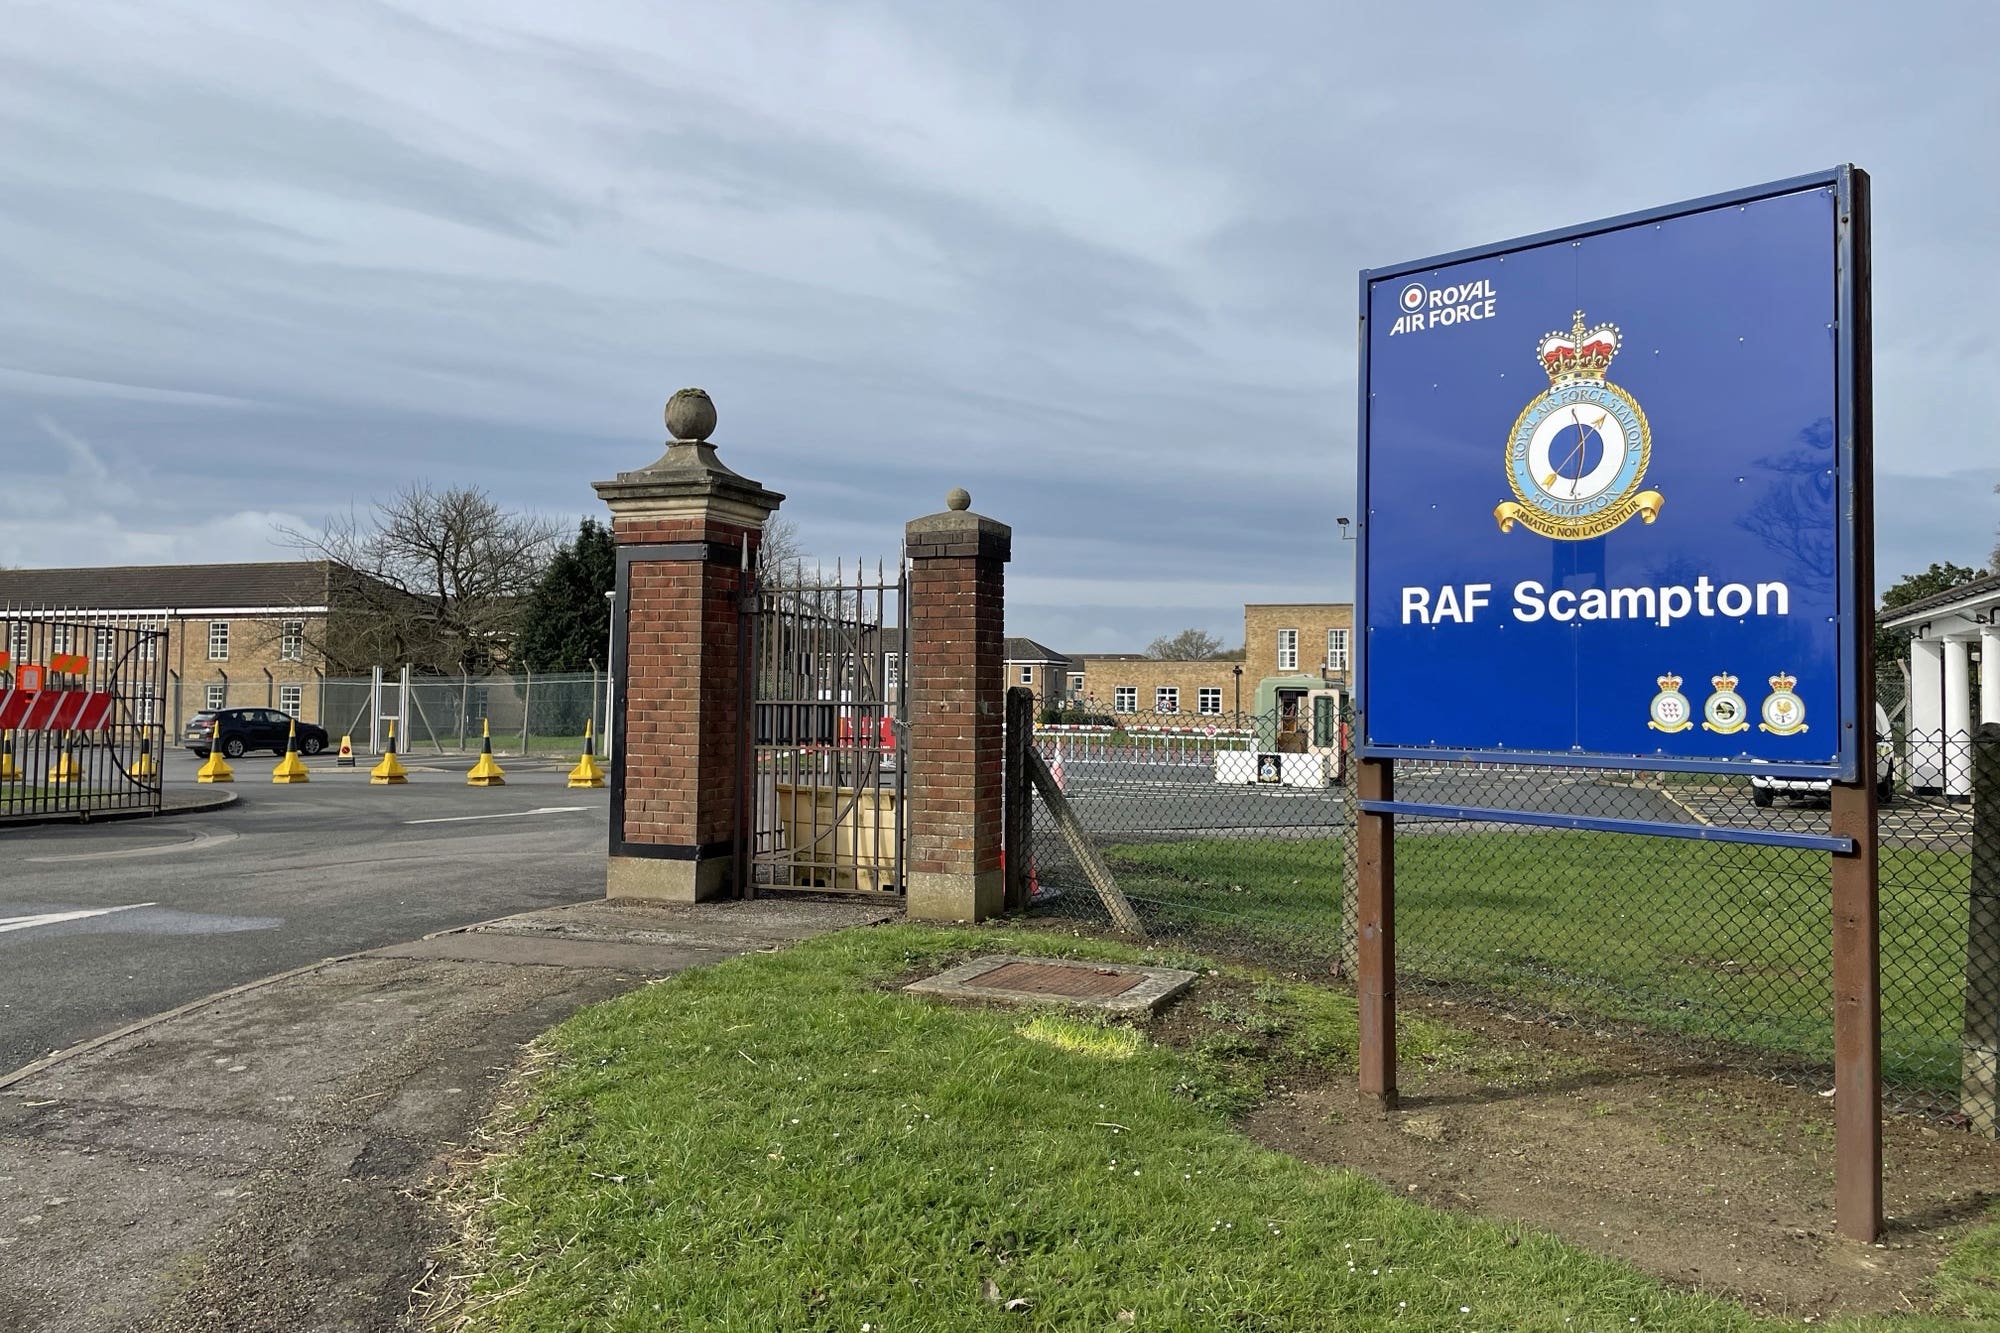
1356,170,1863,778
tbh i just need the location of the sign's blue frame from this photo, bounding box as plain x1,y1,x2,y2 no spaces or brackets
1354,166,1867,782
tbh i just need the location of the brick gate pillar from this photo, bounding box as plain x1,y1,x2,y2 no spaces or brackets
593,388,782,902
904,488,1011,921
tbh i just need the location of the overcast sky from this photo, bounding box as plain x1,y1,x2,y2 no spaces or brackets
2,1,1995,651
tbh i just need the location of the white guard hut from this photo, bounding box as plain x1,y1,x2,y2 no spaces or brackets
1879,571,2000,800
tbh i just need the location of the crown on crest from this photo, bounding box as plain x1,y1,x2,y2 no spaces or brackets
1768,671,1797,693
1711,672,1738,693
1657,672,1682,693
1539,310,1620,386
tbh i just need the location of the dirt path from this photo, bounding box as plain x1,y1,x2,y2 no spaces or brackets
1246,995,2000,1319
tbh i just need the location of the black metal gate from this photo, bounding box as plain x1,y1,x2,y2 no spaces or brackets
1,608,170,821
738,558,907,895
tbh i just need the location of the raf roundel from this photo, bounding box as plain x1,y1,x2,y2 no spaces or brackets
1399,282,1426,313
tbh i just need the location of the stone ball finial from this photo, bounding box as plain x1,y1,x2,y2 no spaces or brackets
665,387,717,442
945,487,971,512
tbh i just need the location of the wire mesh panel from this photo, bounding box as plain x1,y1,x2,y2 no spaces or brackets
1,608,168,820
1025,676,1991,1119
741,560,906,896
1025,694,1352,972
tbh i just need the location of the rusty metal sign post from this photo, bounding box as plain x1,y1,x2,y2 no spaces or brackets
1353,167,1882,1240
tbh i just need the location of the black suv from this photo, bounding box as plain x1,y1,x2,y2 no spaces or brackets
184,708,329,759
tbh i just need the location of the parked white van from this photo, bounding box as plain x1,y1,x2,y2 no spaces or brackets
1747,702,1894,807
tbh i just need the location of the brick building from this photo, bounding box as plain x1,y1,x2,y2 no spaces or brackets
1002,637,1074,702
0,561,380,728
1063,601,1354,741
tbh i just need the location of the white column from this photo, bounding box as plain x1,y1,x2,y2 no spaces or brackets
1983,626,2000,726
1910,637,1945,791
1946,636,1974,799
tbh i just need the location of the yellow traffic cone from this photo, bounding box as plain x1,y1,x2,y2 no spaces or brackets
466,719,506,786
131,731,159,779
272,720,311,783
567,718,606,789
48,734,82,784
0,731,19,782
196,718,234,783
370,718,409,785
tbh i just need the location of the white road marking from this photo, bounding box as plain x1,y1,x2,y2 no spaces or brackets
0,903,156,935
27,827,238,863
403,806,591,825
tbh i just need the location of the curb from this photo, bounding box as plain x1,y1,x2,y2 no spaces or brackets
0,789,239,830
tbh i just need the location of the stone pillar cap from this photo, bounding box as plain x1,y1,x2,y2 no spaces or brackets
593,388,785,522
907,490,1010,561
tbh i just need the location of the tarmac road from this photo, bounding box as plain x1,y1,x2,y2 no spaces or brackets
0,749,609,1074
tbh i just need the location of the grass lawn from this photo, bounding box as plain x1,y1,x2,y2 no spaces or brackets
1099,834,1972,1095
440,925,1997,1331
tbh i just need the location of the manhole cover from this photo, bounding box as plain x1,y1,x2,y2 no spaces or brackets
904,955,1197,1015
970,960,1145,999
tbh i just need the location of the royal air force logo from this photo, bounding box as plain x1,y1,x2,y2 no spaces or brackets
1495,311,1664,541
1758,672,1808,735
1646,670,1805,737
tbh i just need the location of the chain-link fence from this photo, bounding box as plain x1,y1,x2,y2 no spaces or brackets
318,670,610,756
1024,681,1995,1120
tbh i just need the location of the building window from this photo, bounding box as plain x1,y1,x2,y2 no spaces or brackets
137,624,158,662
1019,665,1034,685
208,620,230,661
1326,627,1349,672
280,684,303,718
1277,628,1298,672
50,625,71,654
8,623,30,662
95,627,115,659
1198,687,1222,715
205,682,226,710
884,655,901,691
1114,686,1137,713
1068,672,1084,692
280,620,305,662
1155,687,1179,714
133,690,157,724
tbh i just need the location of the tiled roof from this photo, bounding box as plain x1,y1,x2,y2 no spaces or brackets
1004,636,1073,665
0,561,338,612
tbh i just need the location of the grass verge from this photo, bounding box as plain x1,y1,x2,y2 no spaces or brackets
1103,833,1971,1092
432,924,1995,1331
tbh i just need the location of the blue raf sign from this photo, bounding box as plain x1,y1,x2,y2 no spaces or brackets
1356,170,1864,777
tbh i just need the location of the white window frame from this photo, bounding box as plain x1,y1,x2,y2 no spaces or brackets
137,623,158,662
1326,627,1349,672
1155,686,1179,714
280,619,305,662
1113,685,1137,713
1277,628,1298,672
208,620,230,662
50,625,71,654
1068,672,1084,692
1198,687,1222,715
884,656,901,691
1019,665,1034,685
279,684,303,718
7,624,27,662
133,690,157,724
94,626,115,659
205,682,227,710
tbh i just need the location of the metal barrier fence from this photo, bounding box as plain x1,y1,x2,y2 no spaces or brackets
1025,688,1995,1119
1,609,168,820
318,671,610,756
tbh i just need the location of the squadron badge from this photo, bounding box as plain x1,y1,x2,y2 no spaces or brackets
1496,311,1664,541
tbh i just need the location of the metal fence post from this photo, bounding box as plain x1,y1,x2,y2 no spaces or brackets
521,667,533,756
1961,722,2000,1134
1005,686,1033,912
459,670,469,752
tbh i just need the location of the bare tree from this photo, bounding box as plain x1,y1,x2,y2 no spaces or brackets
1146,628,1227,660
281,484,561,673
